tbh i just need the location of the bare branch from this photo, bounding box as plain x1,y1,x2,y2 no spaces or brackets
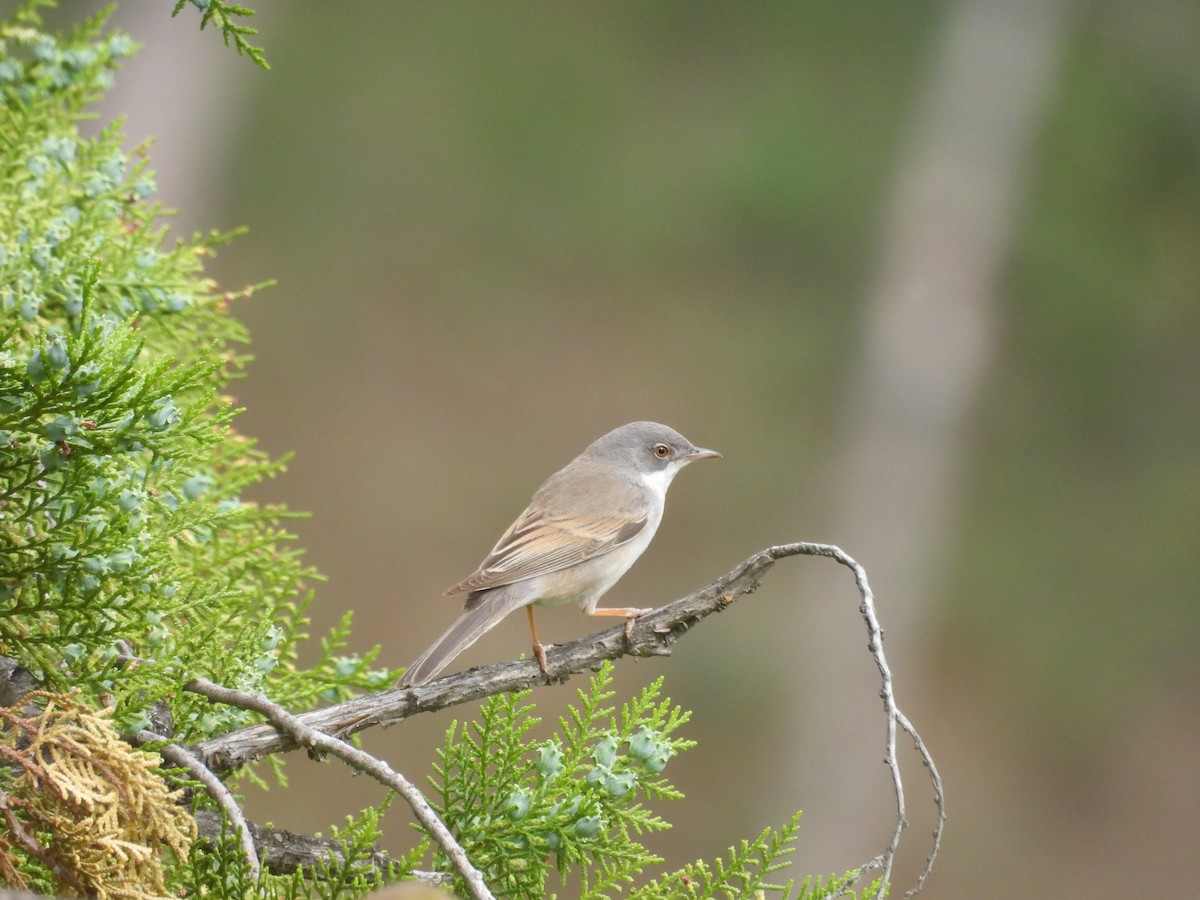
192,808,450,886
0,656,35,710
184,677,493,900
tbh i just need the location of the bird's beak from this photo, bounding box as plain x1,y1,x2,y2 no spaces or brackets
685,446,722,461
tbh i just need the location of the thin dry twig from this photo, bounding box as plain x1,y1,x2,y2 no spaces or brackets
131,729,260,881
184,677,494,900
187,542,944,898
896,708,946,897
799,543,944,899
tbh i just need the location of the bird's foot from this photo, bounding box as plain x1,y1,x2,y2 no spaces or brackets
623,608,651,643
532,640,549,676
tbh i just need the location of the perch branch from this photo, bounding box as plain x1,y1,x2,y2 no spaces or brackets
185,677,493,900
187,542,943,899
192,544,785,773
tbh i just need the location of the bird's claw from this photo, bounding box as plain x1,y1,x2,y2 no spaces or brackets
624,612,648,643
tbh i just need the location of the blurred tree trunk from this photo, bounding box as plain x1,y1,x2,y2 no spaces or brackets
89,2,265,237
783,0,1074,874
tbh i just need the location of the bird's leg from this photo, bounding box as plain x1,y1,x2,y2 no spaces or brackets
587,606,653,643
526,605,549,674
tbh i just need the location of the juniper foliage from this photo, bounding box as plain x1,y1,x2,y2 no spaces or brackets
0,3,391,893
425,662,877,900
170,0,268,70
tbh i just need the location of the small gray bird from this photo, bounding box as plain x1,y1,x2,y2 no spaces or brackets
398,422,720,687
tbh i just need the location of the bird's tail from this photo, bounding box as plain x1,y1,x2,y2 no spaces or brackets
397,589,524,687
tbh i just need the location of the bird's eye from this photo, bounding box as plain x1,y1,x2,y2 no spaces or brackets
652,443,670,459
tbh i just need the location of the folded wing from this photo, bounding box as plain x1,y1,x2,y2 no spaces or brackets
445,508,646,596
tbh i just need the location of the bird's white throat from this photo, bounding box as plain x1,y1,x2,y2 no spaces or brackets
639,463,684,498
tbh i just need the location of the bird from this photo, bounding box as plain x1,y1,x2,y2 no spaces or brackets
397,422,720,687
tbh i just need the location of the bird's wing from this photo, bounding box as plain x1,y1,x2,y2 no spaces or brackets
444,507,647,595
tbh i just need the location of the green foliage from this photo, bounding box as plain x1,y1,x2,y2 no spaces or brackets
276,800,406,900
0,0,388,740
425,663,875,899
0,2,390,893
427,662,693,898
171,0,268,69
178,801,411,899
631,811,884,899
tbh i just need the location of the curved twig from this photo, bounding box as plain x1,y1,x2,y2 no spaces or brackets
132,729,260,881
185,677,494,900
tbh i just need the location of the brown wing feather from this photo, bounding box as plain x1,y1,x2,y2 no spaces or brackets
444,508,646,596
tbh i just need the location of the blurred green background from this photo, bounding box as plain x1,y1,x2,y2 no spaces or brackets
45,1,1200,896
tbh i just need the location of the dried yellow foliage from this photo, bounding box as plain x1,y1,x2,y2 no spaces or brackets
0,692,196,899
